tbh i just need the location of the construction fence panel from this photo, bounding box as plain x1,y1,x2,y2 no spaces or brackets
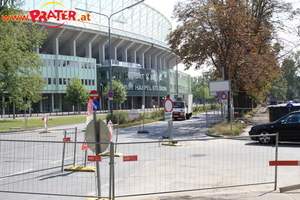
0,138,110,198
113,136,275,197
0,132,276,199
1,128,79,141
206,109,225,127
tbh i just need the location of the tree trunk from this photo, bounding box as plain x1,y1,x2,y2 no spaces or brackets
13,102,16,119
77,104,81,114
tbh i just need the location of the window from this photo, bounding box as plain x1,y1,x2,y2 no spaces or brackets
283,114,300,124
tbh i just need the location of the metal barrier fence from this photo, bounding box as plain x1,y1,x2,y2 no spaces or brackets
206,109,225,126
0,129,276,199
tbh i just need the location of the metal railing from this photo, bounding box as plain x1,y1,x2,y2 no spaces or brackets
0,129,277,199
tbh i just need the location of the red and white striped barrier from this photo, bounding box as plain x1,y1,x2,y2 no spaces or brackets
269,160,300,192
269,160,300,166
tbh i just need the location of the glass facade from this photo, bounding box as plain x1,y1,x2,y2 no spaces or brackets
98,66,168,97
0,1,192,115
97,65,191,110
22,0,172,43
39,54,97,93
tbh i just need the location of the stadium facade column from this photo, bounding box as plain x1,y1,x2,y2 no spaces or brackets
76,0,145,122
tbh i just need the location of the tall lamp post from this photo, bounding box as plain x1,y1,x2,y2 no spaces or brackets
99,83,103,110
76,0,144,121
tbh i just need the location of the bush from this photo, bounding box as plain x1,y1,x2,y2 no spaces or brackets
192,104,221,112
208,121,246,136
106,111,131,124
209,104,221,110
148,109,164,119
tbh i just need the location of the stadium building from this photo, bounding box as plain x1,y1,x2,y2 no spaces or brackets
4,0,192,114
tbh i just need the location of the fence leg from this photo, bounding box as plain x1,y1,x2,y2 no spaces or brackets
72,127,77,166
61,130,67,172
275,132,279,190
109,142,115,200
93,111,101,198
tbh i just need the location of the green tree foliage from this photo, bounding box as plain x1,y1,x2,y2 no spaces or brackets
0,1,47,116
192,76,217,104
167,0,296,108
266,77,287,102
104,80,127,110
280,52,300,101
64,77,89,113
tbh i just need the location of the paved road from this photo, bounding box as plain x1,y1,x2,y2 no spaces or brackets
1,112,300,200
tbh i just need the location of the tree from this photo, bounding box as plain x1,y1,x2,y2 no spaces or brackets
191,75,216,104
64,77,89,114
167,0,295,111
0,1,47,118
279,52,300,101
104,80,127,110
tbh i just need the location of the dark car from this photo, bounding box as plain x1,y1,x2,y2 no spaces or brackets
249,111,300,144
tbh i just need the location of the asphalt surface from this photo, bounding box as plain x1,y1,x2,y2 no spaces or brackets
143,107,300,200
120,107,300,200
41,109,300,199
2,108,300,200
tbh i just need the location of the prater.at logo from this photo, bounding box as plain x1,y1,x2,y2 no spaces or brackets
1,1,91,28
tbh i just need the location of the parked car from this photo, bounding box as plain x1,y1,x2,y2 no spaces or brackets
249,111,300,144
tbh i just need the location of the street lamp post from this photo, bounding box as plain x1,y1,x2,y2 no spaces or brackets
76,0,144,122
99,83,103,110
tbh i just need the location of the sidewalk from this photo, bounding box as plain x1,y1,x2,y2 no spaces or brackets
132,186,300,200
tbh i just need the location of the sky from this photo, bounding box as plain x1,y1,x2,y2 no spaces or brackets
145,0,178,25
144,0,300,77
144,0,203,76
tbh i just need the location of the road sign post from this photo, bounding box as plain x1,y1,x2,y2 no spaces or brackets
162,99,181,146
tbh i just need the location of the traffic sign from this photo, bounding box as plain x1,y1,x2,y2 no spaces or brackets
164,98,173,112
93,100,99,110
219,92,228,100
87,99,94,116
107,91,114,98
89,90,99,100
85,119,110,153
164,112,172,121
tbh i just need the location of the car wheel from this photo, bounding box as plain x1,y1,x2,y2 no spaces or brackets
186,114,190,120
258,131,272,144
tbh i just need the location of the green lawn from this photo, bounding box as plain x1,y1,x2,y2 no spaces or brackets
0,115,106,131
1,111,204,131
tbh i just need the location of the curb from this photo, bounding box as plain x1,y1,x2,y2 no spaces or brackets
205,133,224,137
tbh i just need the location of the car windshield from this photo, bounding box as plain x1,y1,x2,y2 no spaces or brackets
173,102,184,108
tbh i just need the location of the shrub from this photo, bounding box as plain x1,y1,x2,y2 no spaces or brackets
106,111,131,124
192,104,220,113
209,104,221,110
208,121,246,136
149,109,164,119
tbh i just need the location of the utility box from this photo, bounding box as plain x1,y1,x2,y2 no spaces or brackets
268,105,300,122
